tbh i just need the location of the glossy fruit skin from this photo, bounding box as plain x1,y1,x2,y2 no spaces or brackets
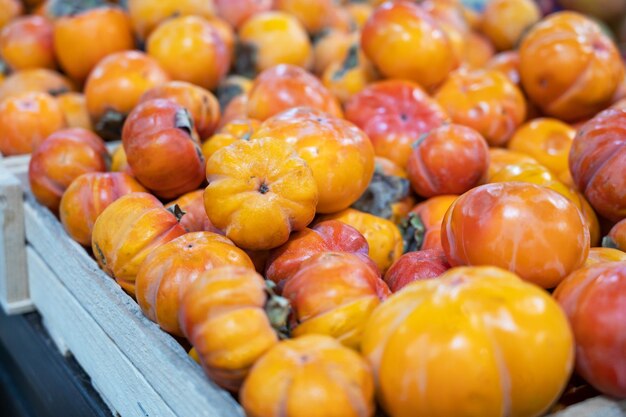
135,232,254,337
361,1,458,90
122,99,205,199
179,266,280,392
202,118,260,161
140,81,220,141
238,11,312,75
486,51,520,85
605,218,626,252
312,30,352,76
487,147,540,180
84,51,170,136
362,266,574,417
407,124,489,197
322,46,378,105
59,172,146,246
246,64,342,121
442,183,590,289
585,247,626,266
0,15,55,71
91,192,186,296
29,128,108,212
345,80,449,168
241,335,375,417
480,0,540,51
519,12,624,122
147,16,230,91
508,118,575,180
319,208,403,274
214,0,273,29
57,92,92,130
276,0,335,34
383,249,451,293
265,220,374,290
400,195,458,253
435,69,526,147
570,109,626,222
283,252,389,349
0,92,66,155
554,262,626,398
53,7,134,82
0,0,22,30
127,0,215,41
462,31,495,70
204,137,318,250
166,190,221,234
110,144,131,174
0,68,74,101
251,107,375,213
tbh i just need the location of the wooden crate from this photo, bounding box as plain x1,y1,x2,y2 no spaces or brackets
0,162,623,417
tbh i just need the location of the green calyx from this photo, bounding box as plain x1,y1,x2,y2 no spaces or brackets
399,212,426,253
264,281,291,340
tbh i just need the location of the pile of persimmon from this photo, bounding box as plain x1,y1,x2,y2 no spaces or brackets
3,0,625,415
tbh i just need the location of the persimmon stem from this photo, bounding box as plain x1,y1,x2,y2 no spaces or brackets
352,164,410,220
264,281,291,340
400,213,426,253
602,236,618,249
166,204,186,222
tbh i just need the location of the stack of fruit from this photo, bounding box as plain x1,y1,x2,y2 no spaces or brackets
0,0,624,415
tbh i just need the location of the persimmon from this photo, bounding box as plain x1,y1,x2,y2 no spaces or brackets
586,247,626,266
480,0,541,51
237,12,312,77
351,157,415,225
59,172,146,246
319,208,403,274
204,137,318,250
435,69,526,147
442,182,590,288
216,75,252,110
0,68,74,101
56,92,91,130
399,195,458,253
166,190,222,234
312,29,352,76
201,118,260,160
122,99,205,199
251,107,374,213
91,192,186,296
241,335,375,417
110,144,131,174
246,64,342,121
275,0,335,35
322,44,378,104
361,1,458,90
0,92,66,155
570,109,626,222
519,12,624,122
384,249,450,293
407,124,489,197
84,51,170,140
345,3,373,29
604,218,626,252
555,262,626,398
363,266,574,417
219,94,249,128
52,5,134,83
487,147,540,180
345,80,448,168
146,16,230,91
127,0,216,41
29,128,108,213
180,266,287,391
462,31,495,69
0,0,22,30
136,232,253,336
486,51,520,84
265,220,375,290
283,252,389,349
140,81,220,140
0,15,54,71
214,0,273,29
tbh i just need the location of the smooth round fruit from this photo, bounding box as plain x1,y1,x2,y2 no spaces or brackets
361,1,458,89
59,172,146,246
240,335,375,417
586,247,626,266
519,12,624,122
146,16,230,91
345,80,448,168
166,190,221,234
56,92,92,130
362,266,574,417
0,0,22,30
442,182,590,288
400,195,458,253
480,0,540,51
383,249,450,293
214,0,273,29
604,218,626,252
407,124,489,197
554,262,626,398
201,118,260,160
0,68,74,101
0,15,55,71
